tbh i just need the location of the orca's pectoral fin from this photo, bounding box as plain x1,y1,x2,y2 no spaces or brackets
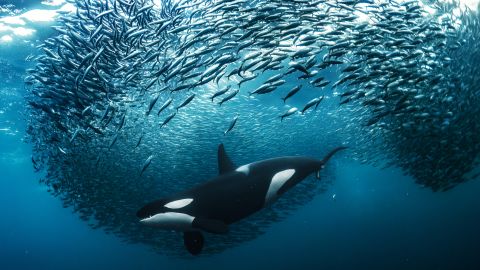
183,231,204,255
193,217,229,234
218,143,236,174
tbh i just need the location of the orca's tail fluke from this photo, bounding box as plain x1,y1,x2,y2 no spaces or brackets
320,146,347,165
315,146,347,179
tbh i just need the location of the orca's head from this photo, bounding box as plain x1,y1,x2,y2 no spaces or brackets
136,199,166,219
136,198,195,231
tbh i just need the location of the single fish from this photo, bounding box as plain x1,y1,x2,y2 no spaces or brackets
224,115,238,135
218,89,239,106
176,94,195,111
160,112,176,128
280,107,298,121
140,155,154,176
281,85,302,103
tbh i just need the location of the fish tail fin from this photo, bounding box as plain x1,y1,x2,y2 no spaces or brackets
237,69,244,79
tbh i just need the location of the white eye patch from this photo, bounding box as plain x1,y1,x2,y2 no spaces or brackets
164,198,193,209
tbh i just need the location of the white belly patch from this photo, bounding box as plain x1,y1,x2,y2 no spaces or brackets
140,212,195,231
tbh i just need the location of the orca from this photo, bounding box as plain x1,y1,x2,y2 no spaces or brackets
137,144,346,255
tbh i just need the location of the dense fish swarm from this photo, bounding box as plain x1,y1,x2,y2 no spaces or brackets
25,0,479,254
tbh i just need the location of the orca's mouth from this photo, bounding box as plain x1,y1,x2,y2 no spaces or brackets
139,213,163,224
139,215,154,223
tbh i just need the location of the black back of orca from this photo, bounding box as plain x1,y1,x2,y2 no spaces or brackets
173,156,322,224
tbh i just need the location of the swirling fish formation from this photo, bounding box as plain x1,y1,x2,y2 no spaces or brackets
24,0,479,255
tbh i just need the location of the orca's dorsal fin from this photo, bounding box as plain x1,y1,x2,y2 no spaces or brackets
217,143,235,174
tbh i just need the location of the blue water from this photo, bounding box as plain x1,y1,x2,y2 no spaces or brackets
1,131,480,269
1,2,480,269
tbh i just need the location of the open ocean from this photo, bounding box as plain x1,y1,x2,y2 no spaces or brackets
1,0,479,269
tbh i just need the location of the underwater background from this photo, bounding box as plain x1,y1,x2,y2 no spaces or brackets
1,0,480,269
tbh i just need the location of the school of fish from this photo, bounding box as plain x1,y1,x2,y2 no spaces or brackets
24,0,480,255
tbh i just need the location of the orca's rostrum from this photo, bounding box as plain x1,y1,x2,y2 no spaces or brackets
137,144,346,255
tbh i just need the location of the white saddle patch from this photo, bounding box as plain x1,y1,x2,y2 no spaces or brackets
164,198,193,209
265,169,296,205
236,164,251,175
